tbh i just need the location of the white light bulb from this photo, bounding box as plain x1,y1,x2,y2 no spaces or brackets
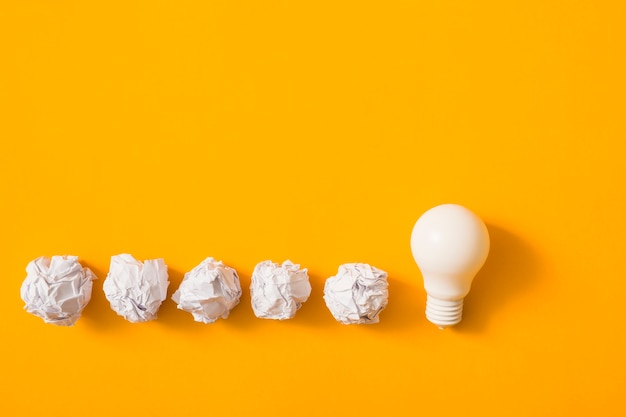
410,204,490,329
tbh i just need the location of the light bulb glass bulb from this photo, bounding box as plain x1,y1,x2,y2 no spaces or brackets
410,204,490,328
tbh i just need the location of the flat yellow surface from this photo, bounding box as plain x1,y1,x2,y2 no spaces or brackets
1,1,625,416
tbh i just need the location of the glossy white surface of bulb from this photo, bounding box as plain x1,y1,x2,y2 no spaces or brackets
410,204,490,329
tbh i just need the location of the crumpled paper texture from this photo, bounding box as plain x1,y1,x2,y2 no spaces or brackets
103,254,169,323
172,257,242,323
250,260,311,320
323,263,389,324
20,256,96,326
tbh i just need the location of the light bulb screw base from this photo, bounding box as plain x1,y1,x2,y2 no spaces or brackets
426,295,464,329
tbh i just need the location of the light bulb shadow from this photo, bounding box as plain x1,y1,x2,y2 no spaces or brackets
454,224,542,333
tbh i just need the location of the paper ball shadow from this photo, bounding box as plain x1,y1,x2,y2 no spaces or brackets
368,276,424,334
453,223,542,333
285,271,337,327
153,266,203,331
79,262,121,331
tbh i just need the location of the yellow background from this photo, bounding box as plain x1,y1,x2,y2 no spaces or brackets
1,1,625,416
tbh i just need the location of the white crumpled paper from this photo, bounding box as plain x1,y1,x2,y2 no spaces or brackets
103,254,169,323
20,256,96,326
172,257,242,323
323,263,389,324
250,260,311,320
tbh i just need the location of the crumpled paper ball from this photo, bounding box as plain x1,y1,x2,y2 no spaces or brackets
323,263,389,324
172,257,242,323
20,256,96,326
103,254,169,323
250,260,311,320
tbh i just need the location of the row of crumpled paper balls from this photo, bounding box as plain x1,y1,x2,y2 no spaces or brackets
20,255,389,326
